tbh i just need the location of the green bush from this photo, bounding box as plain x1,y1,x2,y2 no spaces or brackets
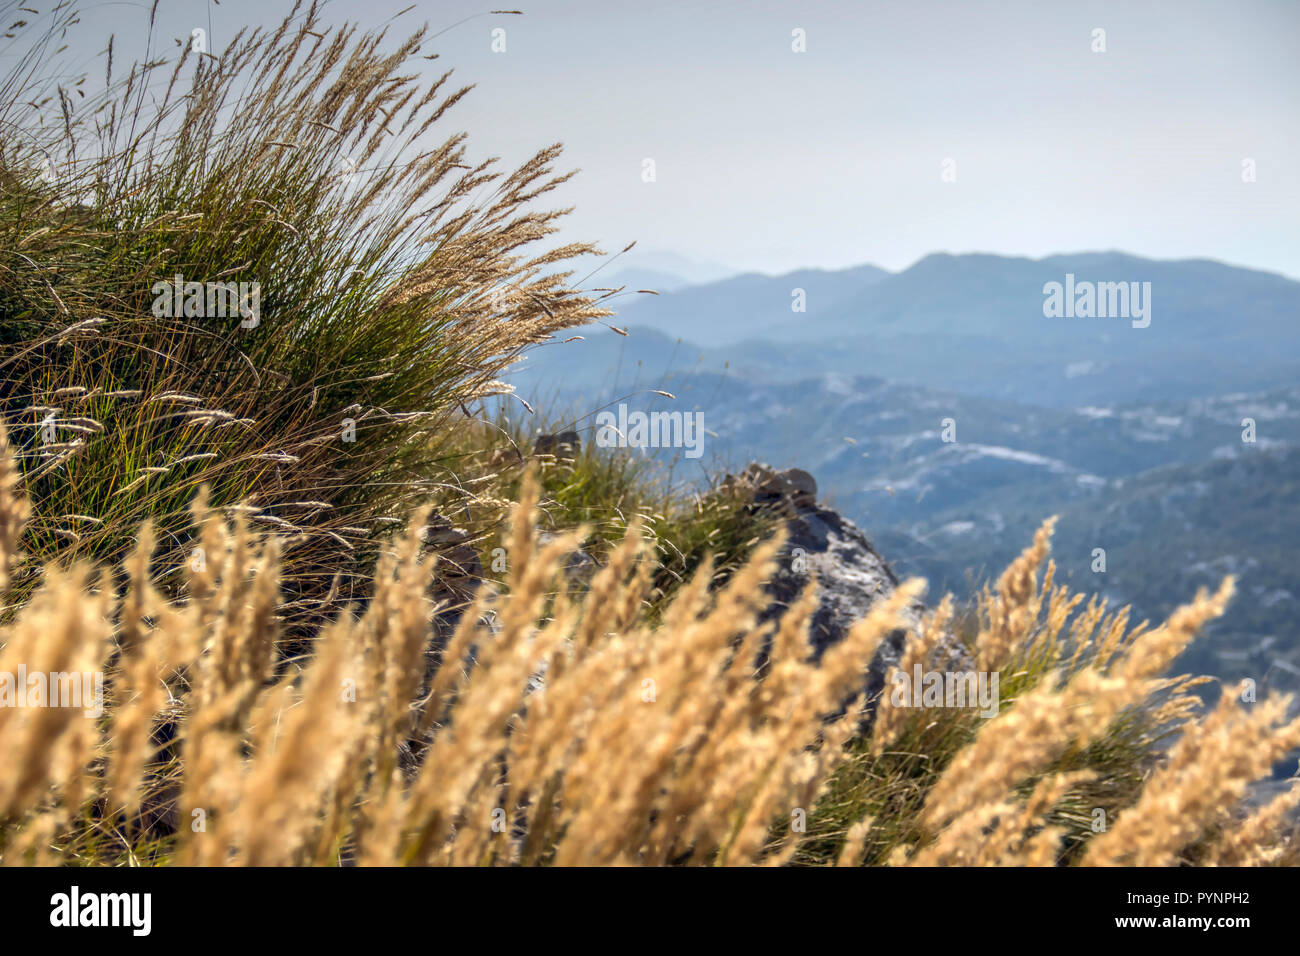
0,4,606,624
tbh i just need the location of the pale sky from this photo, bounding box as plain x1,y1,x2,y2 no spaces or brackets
26,0,1300,279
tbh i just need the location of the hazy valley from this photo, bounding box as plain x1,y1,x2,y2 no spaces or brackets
517,251,1300,699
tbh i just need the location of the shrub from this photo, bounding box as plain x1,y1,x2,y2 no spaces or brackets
0,3,607,625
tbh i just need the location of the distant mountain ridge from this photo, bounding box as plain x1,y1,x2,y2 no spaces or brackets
598,250,737,295
611,263,890,345
511,250,1300,698
593,251,1300,407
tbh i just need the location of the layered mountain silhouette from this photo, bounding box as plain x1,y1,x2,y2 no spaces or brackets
517,250,1300,701
593,252,1300,407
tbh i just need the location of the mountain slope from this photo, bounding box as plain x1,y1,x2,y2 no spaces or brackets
613,263,889,346
600,252,1300,406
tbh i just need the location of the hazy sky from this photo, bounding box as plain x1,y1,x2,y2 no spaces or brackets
33,0,1300,279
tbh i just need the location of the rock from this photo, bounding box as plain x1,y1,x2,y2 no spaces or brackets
413,461,960,751
539,531,598,584
724,463,968,723
406,522,494,769
533,430,580,460
419,518,482,583
419,517,470,547
763,497,920,710
782,468,818,502
726,463,819,513
419,515,486,657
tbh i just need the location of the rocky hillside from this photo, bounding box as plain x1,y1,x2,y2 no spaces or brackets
512,346,1300,703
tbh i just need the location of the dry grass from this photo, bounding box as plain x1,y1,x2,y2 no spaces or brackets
0,425,1296,867
801,535,1300,866
0,4,1294,868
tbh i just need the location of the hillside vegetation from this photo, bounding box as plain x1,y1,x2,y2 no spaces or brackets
1,430,1298,866
0,5,1297,867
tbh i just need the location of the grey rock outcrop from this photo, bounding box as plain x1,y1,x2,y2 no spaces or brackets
724,463,966,718
539,530,598,584
533,430,580,460
415,461,964,744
